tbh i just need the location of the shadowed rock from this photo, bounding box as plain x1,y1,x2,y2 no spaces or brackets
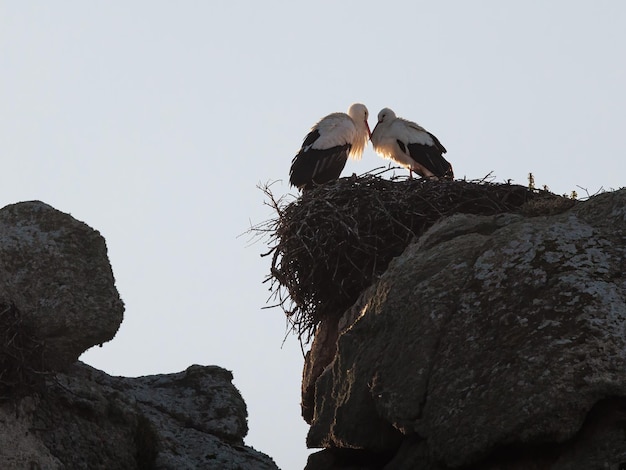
0,201,279,469
304,189,626,469
0,201,124,370
0,362,278,469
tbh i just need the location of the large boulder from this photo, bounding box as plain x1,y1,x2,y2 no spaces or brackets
0,362,278,470
0,200,278,469
0,201,124,370
305,189,626,468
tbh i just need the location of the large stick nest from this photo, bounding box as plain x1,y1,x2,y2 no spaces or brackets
255,172,576,344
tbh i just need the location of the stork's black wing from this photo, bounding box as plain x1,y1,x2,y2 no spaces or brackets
403,138,454,179
289,133,352,191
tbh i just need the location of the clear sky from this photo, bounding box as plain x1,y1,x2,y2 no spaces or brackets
2,2,625,469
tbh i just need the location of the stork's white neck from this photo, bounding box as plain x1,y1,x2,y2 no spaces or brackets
346,103,370,160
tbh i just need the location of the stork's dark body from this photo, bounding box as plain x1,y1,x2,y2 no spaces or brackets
399,137,454,179
371,107,454,180
289,129,351,191
288,103,370,192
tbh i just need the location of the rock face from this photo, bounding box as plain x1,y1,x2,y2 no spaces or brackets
28,363,275,470
304,189,626,469
0,201,278,470
0,201,124,370
1,362,278,469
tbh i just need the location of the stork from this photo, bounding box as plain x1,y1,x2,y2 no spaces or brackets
371,108,453,180
289,103,371,191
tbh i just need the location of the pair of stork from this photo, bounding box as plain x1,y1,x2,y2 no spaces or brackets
289,103,454,191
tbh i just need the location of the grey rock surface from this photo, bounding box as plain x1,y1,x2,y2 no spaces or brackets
305,189,626,469
0,201,124,370
0,362,278,470
0,200,279,469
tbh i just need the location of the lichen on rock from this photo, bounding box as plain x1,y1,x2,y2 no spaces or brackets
267,178,626,469
0,200,278,470
0,200,124,371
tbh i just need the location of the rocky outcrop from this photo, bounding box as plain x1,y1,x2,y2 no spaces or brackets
0,201,278,470
1,362,278,469
0,201,124,370
304,189,626,469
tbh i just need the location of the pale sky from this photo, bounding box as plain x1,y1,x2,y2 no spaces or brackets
2,2,625,469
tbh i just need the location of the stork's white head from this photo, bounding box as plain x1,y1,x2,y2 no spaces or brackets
377,107,397,124
348,103,369,117
347,103,369,124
